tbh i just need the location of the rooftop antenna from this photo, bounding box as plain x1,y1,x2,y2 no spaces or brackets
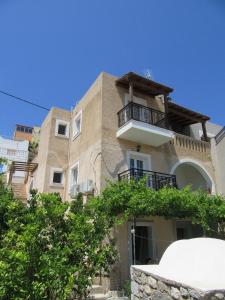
143,69,153,80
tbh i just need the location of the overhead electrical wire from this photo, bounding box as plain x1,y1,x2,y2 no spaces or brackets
0,89,50,111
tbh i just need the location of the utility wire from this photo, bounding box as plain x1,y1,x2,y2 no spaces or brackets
0,90,50,111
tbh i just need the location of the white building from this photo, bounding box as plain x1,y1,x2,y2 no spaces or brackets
0,136,29,182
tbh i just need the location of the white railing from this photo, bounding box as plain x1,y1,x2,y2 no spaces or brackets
0,147,28,159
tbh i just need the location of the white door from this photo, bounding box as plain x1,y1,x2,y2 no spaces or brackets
128,152,153,187
129,152,150,171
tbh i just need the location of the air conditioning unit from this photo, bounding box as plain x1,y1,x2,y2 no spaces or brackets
70,184,80,198
79,180,94,194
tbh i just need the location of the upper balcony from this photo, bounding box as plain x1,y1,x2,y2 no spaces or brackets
116,72,211,148
117,102,174,147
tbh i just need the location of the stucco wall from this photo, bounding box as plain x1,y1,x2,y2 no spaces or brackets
35,108,70,198
66,73,103,198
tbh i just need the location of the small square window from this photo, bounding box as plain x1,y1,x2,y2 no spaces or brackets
58,124,67,135
55,119,69,138
53,172,62,184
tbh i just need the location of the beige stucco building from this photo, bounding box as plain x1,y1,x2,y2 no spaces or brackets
20,71,224,290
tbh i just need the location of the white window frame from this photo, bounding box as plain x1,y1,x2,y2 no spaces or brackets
68,162,79,194
72,111,82,140
126,151,151,171
50,167,64,186
55,119,70,138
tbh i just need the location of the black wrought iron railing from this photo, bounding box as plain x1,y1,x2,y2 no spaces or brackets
117,102,169,129
215,126,225,145
118,168,177,190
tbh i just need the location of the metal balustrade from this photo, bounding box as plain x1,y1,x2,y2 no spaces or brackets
118,168,177,190
117,102,169,129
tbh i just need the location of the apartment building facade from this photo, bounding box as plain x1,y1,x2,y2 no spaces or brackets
13,124,41,143
0,135,29,182
27,72,221,289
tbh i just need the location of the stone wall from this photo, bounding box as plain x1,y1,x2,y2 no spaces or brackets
131,266,225,300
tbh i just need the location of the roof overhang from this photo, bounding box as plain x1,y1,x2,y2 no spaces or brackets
116,72,174,96
168,102,210,126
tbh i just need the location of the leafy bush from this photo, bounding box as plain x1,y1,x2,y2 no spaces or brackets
0,190,117,299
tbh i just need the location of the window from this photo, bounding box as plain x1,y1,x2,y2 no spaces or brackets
50,168,64,186
69,162,79,194
55,119,70,138
53,172,62,183
58,124,67,135
25,127,32,133
71,165,78,185
73,111,82,139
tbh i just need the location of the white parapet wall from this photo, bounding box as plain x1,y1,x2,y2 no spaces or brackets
131,238,225,300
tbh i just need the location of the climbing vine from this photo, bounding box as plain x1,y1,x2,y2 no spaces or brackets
88,178,225,235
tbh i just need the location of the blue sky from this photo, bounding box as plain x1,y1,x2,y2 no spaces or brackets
0,0,224,138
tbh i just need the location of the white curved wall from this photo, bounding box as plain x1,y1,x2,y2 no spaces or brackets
136,238,225,290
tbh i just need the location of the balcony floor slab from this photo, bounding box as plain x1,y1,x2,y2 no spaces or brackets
117,120,174,147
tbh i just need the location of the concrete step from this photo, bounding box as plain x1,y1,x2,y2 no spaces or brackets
90,285,105,295
88,294,106,300
88,284,107,300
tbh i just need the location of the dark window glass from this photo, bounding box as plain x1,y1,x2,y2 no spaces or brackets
58,124,67,135
53,172,62,184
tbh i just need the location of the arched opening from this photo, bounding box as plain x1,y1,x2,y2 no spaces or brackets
171,159,215,239
171,159,215,193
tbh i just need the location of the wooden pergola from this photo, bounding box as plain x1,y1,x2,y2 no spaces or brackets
116,72,210,141
168,102,210,141
116,72,173,96
8,161,38,184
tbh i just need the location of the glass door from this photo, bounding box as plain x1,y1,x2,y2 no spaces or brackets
130,157,144,179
